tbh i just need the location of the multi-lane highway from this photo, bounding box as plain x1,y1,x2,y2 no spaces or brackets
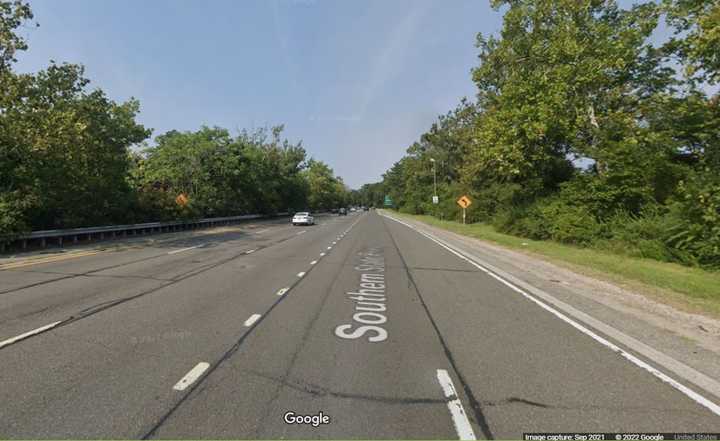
0,211,718,439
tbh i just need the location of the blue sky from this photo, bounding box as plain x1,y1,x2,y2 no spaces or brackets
14,0,501,188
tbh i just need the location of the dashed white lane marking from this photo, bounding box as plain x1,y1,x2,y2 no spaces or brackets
384,213,720,418
276,287,289,296
173,362,210,391
297,272,306,278
320,252,326,257
168,245,202,255
254,229,269,234
296,230,306,235
310,260,318,265
0,321,63,349
327,246,332,250
245,249,256,254
436,369,476,440
244,314,261,327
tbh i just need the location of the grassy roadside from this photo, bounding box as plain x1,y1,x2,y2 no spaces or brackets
389,211,720,318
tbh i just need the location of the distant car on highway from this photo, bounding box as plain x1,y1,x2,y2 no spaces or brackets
292,212,314,226
350,207,357,212
338,208,347,216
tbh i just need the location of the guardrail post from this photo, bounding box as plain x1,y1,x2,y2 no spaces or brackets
100,232,104,240
40,238,46,248
58,237,63,248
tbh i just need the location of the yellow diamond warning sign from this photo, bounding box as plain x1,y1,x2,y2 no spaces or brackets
175,193,189,206
456,195,472,209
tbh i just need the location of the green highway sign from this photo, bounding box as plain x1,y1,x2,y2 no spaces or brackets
384,195,393,206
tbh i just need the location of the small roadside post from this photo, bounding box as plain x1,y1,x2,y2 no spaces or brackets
456,195,472,224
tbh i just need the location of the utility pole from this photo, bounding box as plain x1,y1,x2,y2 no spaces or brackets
430,158,439,218
430,158,437,198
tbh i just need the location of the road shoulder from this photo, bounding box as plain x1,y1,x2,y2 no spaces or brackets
379,210,720,401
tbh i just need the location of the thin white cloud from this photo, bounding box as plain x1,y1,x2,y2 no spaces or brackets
357,2,432,119
271,0,300,92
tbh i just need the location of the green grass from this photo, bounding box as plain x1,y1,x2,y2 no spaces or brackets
390,211,720,318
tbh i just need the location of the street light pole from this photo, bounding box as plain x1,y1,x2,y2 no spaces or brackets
430,158,437,199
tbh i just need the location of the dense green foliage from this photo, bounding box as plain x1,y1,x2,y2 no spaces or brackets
372,0,720,269
0,1,348,241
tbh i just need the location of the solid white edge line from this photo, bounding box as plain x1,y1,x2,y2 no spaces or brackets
276,287,289,296
173,362,210,391
297,272,306,278
0,321,63,349
436,369,476,440
383,213,720,417
244,313,262,327
168,245,202,255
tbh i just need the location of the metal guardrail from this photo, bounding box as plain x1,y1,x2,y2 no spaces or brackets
2,213,291,252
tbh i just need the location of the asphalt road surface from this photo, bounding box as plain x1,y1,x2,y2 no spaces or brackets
0,211,718,439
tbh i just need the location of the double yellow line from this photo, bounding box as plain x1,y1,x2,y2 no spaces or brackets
0,249,103,270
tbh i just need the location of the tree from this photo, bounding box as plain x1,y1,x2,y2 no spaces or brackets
0,0,35,73
664,0,720,85
302,159,348,211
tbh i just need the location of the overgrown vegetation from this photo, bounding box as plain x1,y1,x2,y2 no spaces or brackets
0,1,350,242
364,0,720,270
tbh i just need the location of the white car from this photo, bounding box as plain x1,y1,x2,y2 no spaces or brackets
292,212,314,226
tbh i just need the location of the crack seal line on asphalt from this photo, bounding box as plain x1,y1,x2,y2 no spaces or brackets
379,215,494,440
140,215,364,439
381,212,720,418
